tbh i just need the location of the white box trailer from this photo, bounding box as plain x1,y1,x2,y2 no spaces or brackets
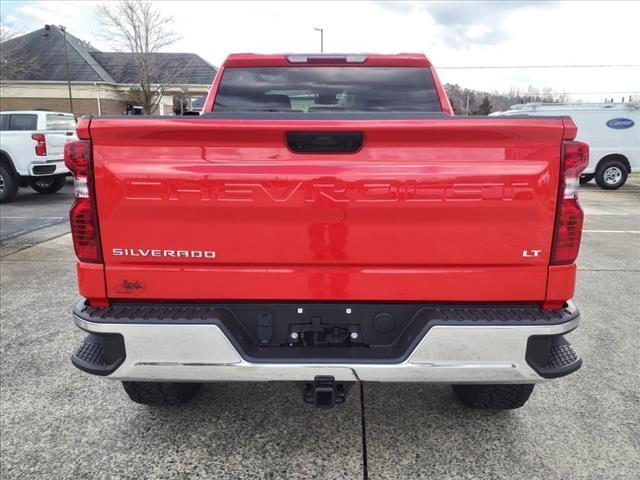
492,103,639,189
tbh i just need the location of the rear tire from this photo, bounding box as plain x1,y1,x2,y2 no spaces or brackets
122,381,202,406
595,159,627,190
452,384,534,410
0,164,19,203
30,175,67,194
579,174,594,184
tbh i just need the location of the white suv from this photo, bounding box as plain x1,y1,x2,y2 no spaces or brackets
0,111,77,202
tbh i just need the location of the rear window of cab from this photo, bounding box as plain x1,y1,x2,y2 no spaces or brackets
214,67,442,113
46,114,76,131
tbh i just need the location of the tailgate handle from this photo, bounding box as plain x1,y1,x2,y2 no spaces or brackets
286,132,363,153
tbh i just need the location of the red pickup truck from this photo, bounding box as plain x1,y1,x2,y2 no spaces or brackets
68,53,586,409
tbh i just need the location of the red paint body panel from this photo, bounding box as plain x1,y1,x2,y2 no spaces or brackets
546,264,577,303
76,262,107,302
87,117,567,302
429,66,454,115
222,53,432,68
74,55,581,306
76,117,91,140
104,265,548,301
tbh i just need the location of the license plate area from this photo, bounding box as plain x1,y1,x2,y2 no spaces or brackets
288,318,363,347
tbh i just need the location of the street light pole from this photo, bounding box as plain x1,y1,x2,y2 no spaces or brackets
59,25,74,115
313,27,324,53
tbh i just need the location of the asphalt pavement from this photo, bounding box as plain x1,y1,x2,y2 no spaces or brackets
0,178,74,256
0,179,639,479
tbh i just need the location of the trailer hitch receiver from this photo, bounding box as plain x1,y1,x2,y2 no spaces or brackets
302,376,352,409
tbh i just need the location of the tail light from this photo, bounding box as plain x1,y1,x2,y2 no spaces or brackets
551,140,589,265
65,140,102,263
31,133,46,156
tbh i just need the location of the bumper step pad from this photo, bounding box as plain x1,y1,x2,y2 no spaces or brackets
74,339,107,367
547,341,580,370
71,333,125,376
526,335,582,379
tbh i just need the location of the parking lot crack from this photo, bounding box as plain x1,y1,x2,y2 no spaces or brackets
360,382,369,480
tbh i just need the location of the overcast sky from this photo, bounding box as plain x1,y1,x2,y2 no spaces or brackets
3,0,639,102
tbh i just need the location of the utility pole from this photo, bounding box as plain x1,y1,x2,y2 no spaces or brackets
59,25,74,115
314,27,324,53
94,83,101,115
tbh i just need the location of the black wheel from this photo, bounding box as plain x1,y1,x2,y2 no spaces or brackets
122,381,202,406
452,384,534,410
579,174,594,185
595,159,628,190
30,175,67,194
0,164,19,203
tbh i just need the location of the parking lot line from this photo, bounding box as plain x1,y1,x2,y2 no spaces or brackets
1,216,64,219
0,218,69,243
582,230,640,234
580,203,639,207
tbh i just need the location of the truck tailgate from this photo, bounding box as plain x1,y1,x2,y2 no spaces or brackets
89,117,567,301
45,131,76,158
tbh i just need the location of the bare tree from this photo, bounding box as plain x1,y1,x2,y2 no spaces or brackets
0,16,39,80
97,1,182,114
444,82,567,114
0,16,16,43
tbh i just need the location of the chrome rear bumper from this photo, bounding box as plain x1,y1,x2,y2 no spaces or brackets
73,301,580,384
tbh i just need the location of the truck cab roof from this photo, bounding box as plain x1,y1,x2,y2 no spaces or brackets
1,111,74,116
222,53,432,68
